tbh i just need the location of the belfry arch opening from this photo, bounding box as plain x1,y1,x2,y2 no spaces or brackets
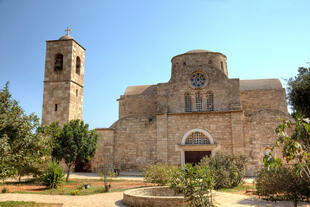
54,53,63,72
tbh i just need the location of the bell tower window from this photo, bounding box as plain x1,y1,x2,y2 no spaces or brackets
76,56,81,75
185,93,192,112
54,53,63,72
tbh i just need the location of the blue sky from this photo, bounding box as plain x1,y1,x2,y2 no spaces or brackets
0,0,309,129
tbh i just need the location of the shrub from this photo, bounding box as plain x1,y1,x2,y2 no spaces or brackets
256,166,310,205
170,164,215,207
71,189,80,195
142,163,178,186
200,152,247,189
40,160,64,189
1,187,9,193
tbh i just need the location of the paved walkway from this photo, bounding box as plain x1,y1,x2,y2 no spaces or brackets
0,192,126,207
1,191,310,207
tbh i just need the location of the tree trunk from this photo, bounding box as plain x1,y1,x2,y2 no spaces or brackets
104,183,111,192
294,200,298,207
66,165,72,182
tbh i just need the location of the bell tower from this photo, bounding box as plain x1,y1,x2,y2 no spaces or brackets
42,28,85,126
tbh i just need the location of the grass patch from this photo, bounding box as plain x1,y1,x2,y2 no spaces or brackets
14,186,106,196
0,201,62,207
1,177,148,196
63,180,78,184
3,178,40,185
217,183,256,193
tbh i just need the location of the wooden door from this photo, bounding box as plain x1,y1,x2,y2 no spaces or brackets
185,151,211,165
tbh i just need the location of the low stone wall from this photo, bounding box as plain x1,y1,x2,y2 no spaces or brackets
123,186,187,207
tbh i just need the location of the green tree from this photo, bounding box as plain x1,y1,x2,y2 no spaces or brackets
37,121,62,152
52,119,98,181
265,117,310,179
170,164,215,207
142,163,178,186
256,166,310,207
0,83,52,182
263,118,310,206
200,152,247,189
287,67,310,117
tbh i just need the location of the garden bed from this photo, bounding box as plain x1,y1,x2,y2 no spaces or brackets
0,178,154,196
0,201,62,207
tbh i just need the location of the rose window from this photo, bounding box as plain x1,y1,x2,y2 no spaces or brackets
190,72,207,88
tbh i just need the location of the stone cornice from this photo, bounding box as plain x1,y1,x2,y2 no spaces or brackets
46,39,86,50
95,128,115,131
165,110,243,116
44,80,84,88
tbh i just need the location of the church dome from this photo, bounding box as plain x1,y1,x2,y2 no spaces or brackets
59,34,74,40
185,49,213,54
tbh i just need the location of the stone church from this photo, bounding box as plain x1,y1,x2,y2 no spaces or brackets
42,33,289,176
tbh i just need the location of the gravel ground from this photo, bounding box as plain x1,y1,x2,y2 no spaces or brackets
1,191,310,207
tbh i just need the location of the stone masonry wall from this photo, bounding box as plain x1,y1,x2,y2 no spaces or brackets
240,89,287,116
42,39,85,126
171,52,228,79
68,40,85,121
166,112,234,165
113,116,157,171
167,78,241,114
91,128,115,172
166,52,241,114
118,94,157,119
68,81,83,121
243,109,290,176
42,81,70,126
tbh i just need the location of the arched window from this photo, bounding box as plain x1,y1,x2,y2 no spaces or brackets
54,53,63,72
206,92,214,111
76,56,81,75
185,93,192,112
196,92,202,112
185,131,210,145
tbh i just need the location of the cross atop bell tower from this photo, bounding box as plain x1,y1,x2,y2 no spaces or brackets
42,30,86,126
65,26,71,35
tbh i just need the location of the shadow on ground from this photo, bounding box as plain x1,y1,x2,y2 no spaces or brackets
238,198,310,207
115,200,128,207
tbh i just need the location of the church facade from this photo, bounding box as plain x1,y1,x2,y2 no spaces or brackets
42,34,288,176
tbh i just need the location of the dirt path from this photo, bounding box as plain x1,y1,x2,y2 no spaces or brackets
1,191,310,207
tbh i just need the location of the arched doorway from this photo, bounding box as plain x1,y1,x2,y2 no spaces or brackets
179,129,218,168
